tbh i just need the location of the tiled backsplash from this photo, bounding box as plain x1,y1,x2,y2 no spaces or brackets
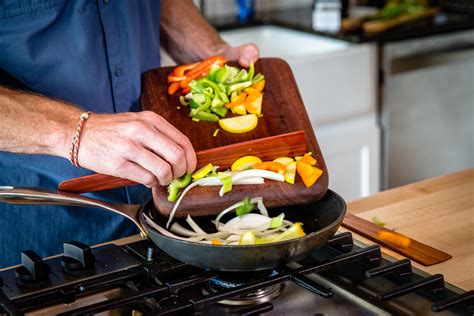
197,0,313,19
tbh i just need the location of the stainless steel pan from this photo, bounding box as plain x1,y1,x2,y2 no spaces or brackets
0,187,346,271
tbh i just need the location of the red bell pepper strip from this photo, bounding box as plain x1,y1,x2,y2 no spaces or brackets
180,56,226,88
171,62,200,77
167,75,187,83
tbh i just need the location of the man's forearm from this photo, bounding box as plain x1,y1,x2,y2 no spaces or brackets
0,85,79,158
160,0,229,63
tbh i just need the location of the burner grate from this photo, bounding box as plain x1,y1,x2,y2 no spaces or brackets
1,232,473,315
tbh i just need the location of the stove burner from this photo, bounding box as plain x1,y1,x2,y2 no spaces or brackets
203,270,285,306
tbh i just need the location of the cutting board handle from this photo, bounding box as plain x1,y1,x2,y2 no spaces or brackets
58,130,308,194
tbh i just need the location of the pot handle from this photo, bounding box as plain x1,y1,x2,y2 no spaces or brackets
0,186,148,238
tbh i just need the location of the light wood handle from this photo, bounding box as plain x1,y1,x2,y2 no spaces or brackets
59,130,307,194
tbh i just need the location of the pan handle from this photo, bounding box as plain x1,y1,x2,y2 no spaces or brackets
0,186,148,238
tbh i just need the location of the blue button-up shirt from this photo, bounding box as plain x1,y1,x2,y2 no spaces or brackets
0,0,162,267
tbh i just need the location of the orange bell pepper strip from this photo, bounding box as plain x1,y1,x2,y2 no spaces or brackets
211,239,223,245
252,80,265,93
299,153,316,166
252,161,286,175
180,56,226,88
225,92,247,108
171,62,200,77
167,81,180,95
296,162,323,188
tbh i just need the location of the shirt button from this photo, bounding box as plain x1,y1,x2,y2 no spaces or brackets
114,65,122,77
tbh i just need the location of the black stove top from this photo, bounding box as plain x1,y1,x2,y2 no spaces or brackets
0,232,472,315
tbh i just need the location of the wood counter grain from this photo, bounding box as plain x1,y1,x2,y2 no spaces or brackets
111,169,474,290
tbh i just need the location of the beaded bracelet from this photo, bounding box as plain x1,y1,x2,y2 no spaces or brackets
68,111,91,167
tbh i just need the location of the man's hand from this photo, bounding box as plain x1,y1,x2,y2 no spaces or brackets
77,111,196,187
219,44,260,68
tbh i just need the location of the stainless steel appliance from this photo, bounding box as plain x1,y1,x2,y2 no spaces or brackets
0,232,472,315
380,30,474,188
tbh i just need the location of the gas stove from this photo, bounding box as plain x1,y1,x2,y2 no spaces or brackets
0,232,472,315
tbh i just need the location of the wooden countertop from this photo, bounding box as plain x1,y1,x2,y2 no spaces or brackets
345,168,474,290
112,169,474,290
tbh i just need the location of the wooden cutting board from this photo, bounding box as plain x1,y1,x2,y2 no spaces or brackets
141,58,328,217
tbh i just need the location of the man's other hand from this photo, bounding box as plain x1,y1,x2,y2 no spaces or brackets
220,43,260,68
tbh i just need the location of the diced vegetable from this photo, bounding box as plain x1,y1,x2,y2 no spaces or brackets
284,161,297,184
252,161,286,175
270,213,285,229
167,173,192,202
296,161,323,188
192,163,214,181
299,153,317,166
271,223,305,242
372,216,385,227
235,196,254,216
273,157,294,166
231,156,262,171
244,92,263,115
218,114,258,133
218,175,233,196
239,231,257,245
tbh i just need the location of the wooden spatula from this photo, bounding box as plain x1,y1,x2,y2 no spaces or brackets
342,213,452,266
59,130,307,194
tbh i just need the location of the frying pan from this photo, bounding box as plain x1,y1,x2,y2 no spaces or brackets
0,186,346,271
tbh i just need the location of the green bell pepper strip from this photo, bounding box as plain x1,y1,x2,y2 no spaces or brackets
189,99,200,109
212,106,228,118
235,197,254,216
252,73,265,84
211,98,224,108
190,111,219,122
228,81,253,94
188,80,203,93
167,173,192,202
192,93,206,104
219,175,233,195
227,69,248,85
208,64,221,80
247,63,255,81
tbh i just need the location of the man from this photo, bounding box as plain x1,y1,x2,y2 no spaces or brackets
0,0,259,267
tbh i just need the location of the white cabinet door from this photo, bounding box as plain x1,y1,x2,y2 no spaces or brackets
315,115,381,202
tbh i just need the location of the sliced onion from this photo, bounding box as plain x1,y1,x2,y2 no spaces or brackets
214,197,263,229
232,169,284,183
166,178,213,228
170,222,198,237
144,213,190,241
186,215,207,235
221,213,271,231
257,199,268,217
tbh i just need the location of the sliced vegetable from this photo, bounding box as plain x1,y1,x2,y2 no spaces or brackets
192,163,214,181
299,153,317,166
244,92,263,115
212,129,220,137
252,161,286,175
273,157,294,166
167,173,192,202
231,155,262,171
296,162,323,188
225,92,247,108
271,223,305,242
218,175,232,196
239,231,257,245
167,82,180,95
372,216,386,227
284,161,297,184
270,213,285,229
219,114,258,133
235,196,254,216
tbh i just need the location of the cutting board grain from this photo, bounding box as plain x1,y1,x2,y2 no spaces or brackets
141,58,328,217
